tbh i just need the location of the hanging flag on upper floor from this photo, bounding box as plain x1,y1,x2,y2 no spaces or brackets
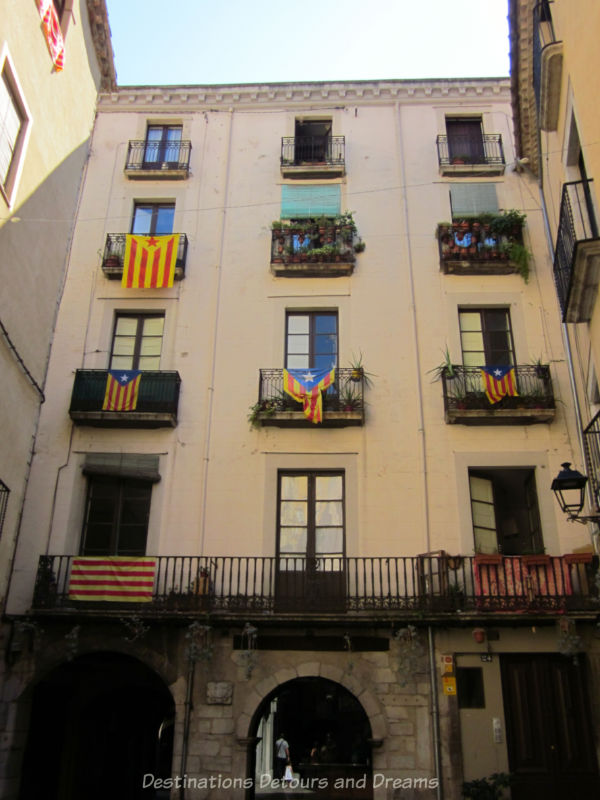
283,367,335,423
480,365,518,404
102,370,141,412
68,556,156,602
122,234,179,288
38,0,65,71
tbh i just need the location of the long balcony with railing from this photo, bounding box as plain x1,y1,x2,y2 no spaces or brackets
436,134,505,175
583,410,600,512
31,553,598,620
102,233,188,280
253,368,364,427
124,140,192,178
553,180,600,322
69,369,181,428
442,364,555,425
437,218,525,276
280,136,345,177
270,220,362,277
533,0,563,131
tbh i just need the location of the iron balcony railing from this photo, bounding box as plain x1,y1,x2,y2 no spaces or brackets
69,369,181,417
125,140,192,173
583,410,600,512
436,134,505,167
271,224,356,266
102,233,188,277
258,367,364,413
533,1,558,109
281,136,345,167
553,180,599,317
442,364,554,413
437,220,521,266
32,553,598,615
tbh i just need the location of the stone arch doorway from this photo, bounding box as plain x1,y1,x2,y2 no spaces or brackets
250,676,373,799
18,651,174,800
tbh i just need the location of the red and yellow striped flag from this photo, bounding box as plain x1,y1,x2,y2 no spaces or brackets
38,0,65,71
122,234,179,288
283,367,335,423
480,366,518,404
102,370,141,411
68,557,156,602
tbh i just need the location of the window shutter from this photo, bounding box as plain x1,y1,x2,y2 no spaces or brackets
83,453,161,482
281,185,341,218
450,184,498,217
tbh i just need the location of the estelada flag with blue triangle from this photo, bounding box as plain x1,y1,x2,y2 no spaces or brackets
480,365,518,404
102,370,141,411
283,367,335,423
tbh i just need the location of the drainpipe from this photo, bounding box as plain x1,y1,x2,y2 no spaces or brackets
428,626,443,800
179,658,196,799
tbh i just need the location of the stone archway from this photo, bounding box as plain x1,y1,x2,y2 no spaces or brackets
18,651,175,800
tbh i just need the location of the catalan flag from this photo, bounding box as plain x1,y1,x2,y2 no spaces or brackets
102,370,141,411
480,365,518,404
38,0,65,71
122,234,179,288
283,367,335,423
68,557,156,602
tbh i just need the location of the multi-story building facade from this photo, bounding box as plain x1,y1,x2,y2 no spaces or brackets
3,76,599,800
0,0,115,609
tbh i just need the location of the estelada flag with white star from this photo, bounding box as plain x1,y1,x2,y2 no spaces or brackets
122,234,179,288
283,367,335,423
480,365,518,404
102,370,141,411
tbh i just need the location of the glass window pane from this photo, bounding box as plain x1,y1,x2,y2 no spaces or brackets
278,555,305,571
115,317,139,336
132,206,152,234
486,310,509,331
471,501,496,530
316,475,343,499
140,338,163,356
142,317,164,336
314,334,337,354
279,528,307,553
316,500,343,526
287,354,309,369
459,313,481,332
146,127,163,142
463,353,485,368
287,316,309,334
315,315,337,333
288,336,309,355
155,206,174,234
281,475,308,500
112,337,136,356
280,501,307,525
316,527,343,554
314,354,336,370
474,528,498,555
111,355,134,370
461,332,484,351
470,476,494,503
138,356,160,370
166,127,182,143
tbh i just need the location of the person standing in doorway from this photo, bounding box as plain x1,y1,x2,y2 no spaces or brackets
274,733,290,781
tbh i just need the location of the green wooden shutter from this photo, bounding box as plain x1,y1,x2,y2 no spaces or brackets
450,184,498,217
281,185,341,218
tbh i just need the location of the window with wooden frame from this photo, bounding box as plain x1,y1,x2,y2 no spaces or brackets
459,308,515,367
80,475,152,556
285,312,338,371
0,56,30,206
446,117,485,164
143,125,183,166
110,313,165,371
131,202,175,235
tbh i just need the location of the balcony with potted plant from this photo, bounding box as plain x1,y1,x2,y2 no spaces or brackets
437,210,530,279
436,133,505,175
101,233,189,280
280,135,345,178
270,213,364,277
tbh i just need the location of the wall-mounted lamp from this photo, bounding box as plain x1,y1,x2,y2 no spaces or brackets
551,462,600,524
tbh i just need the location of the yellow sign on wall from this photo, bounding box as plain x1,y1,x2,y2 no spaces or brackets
442,676,457,695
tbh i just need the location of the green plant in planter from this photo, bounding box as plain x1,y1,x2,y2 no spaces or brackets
248,399,283,429
353,238,366,253
348,351,375,388
489,209,526,237
462,772,511,800
428,346,456,382
339,386,363,411
506,241,531,283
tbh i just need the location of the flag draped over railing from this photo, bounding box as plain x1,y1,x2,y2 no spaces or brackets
283,367,335,423
68,557,156,602
480,365,518,404
122,234,179,288
102,370,141,411
38,0,65,71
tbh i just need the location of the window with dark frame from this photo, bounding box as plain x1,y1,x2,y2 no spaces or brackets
277,471,345,570
469,467,543,555
294,119,332,164
285,312,338,371
0,65,27,198
446,117,485,164
110,313,165,371
131,202,175,235
81,475,152,556
143,125,183,166
459,308,515,367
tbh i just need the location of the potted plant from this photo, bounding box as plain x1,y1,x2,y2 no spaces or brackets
353,239,366,253
506,241,531,282
462,772,511,799
348,351,375,388
339,387,362,412
428,346,456,382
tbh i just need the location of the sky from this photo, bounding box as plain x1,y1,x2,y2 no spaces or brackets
104,0,510,87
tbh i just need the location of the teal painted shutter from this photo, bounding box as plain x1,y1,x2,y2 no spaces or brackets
450,184,498,217
281,185,341,218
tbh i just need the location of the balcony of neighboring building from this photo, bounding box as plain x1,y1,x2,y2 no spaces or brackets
124,138,192,178
69,369,181,428
30,552,598,620
533,0,563,131
280,123,345,178
553,180,600,323
102,233,188,281
436,124,505,176
251,368,364,427
583,410,600,512
437,213,528,277
270,217,363,277
442,364,555,425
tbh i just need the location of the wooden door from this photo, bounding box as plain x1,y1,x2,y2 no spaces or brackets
501,654,599,799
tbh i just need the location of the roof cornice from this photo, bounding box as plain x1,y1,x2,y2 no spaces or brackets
86,0,116,92
99,78,511,112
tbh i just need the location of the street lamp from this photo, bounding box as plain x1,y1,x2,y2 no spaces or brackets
551,462,600,523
